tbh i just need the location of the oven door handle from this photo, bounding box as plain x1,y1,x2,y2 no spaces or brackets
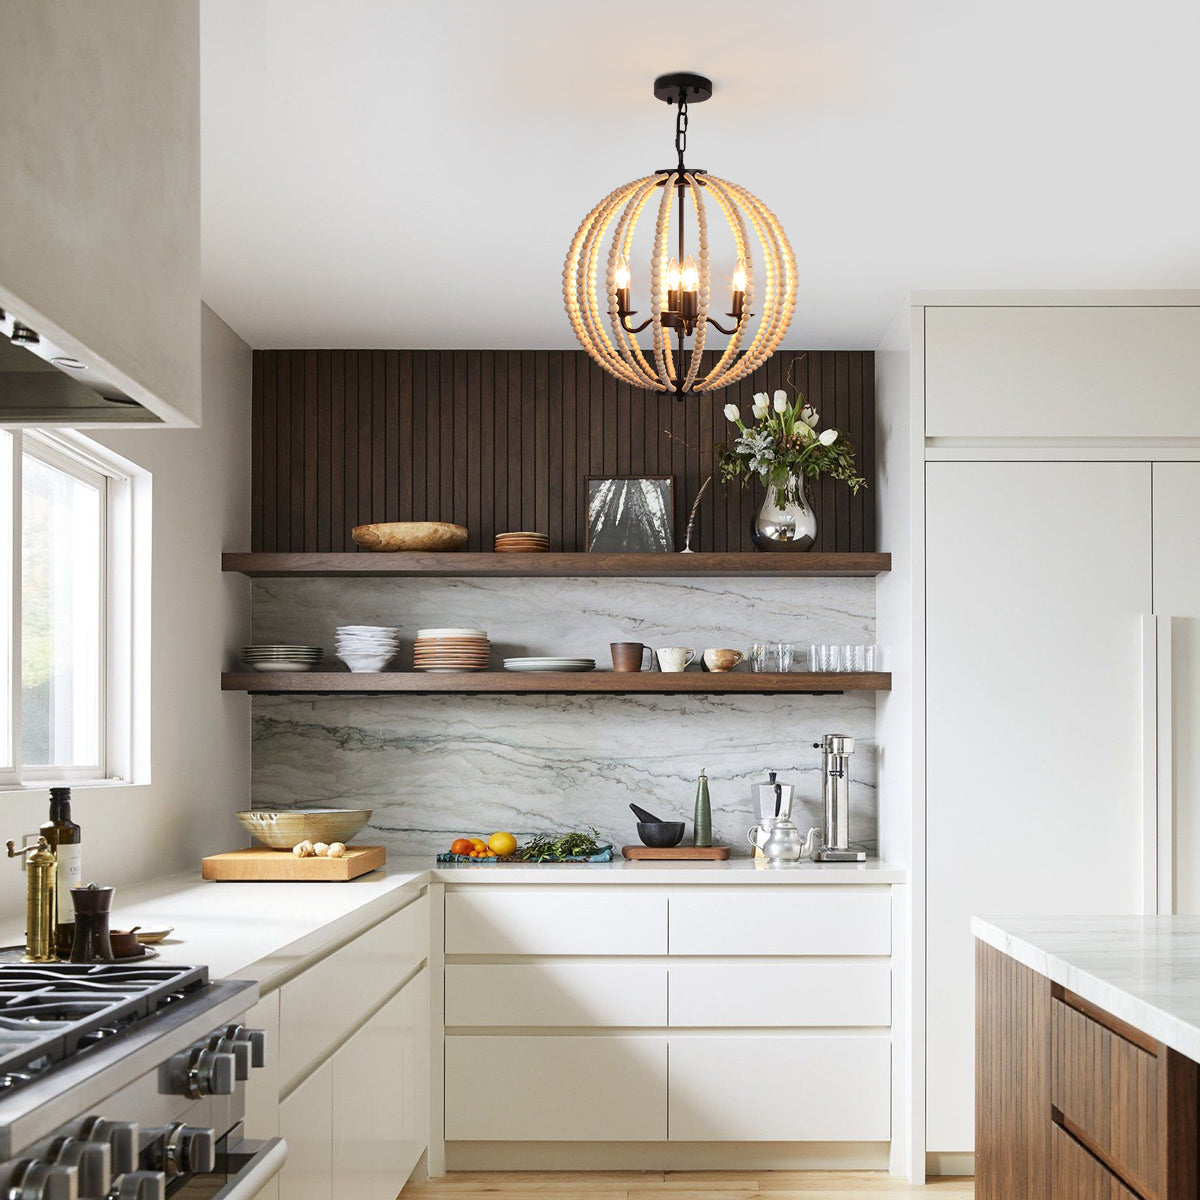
211,1137,287,1200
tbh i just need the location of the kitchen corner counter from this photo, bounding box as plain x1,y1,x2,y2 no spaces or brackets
973,914,1200,1062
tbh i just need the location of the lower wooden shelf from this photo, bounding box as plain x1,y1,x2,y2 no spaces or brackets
221,671,891,695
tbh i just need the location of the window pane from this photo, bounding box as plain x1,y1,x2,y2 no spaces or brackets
21,453,103,768
0,431,12,771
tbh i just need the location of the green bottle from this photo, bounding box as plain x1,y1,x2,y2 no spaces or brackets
693,768,712,847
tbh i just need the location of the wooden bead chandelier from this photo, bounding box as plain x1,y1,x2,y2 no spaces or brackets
564,73,797,397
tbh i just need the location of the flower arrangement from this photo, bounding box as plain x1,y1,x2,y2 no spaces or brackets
716,388,866,503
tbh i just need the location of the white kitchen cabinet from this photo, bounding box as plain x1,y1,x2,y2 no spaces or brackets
924,306,1200,439
668,962,890,1028
924,461,1151,1152
445,1034,668,1140
446,962,667,1027
399,969,430,1183
668,1034,891,1141
668,888,890,956
278,1057,333,1200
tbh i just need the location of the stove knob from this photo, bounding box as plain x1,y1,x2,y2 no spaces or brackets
196,1048,236,1097
108,1172,164,1200
48,1137,110,1198
161,1124,216,1176
210,1033,251,1081
79,1120,139,1177
8,1160,78,1200
224,1024,267,1069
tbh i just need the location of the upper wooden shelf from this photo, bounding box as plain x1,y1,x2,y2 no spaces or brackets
221,551,891,579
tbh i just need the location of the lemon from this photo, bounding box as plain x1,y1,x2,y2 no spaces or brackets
487,831,518,857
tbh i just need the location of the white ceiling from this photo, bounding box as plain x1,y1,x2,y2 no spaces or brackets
201,0,1200,351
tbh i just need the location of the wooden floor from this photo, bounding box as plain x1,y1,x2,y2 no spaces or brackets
404,1171,974,1199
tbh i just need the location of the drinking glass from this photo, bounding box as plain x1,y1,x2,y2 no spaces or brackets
774,642,795,672
807,644,820,672
865,644,882,671
749,643,771,673
845,644,866,672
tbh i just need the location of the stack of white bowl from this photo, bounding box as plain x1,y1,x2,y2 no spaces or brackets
242,645,324,672
335,625,402,673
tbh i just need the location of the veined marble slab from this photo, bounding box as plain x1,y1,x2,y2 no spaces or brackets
973,915,1200,1063
250,575,878,857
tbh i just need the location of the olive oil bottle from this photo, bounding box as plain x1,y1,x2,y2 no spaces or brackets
41,787,82,952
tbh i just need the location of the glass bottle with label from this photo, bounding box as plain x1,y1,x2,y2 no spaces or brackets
41,787,82,952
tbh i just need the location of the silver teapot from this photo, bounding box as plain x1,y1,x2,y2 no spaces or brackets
747,818,820,864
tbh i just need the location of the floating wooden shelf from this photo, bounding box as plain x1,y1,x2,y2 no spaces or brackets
222,551,890,578
222,671,891,695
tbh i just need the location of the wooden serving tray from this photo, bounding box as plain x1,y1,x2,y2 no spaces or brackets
202,845,386,881
621,845,732,861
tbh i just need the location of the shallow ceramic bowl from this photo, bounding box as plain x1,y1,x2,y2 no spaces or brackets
236,808,372,851
351,521,468,552
636,821,685,848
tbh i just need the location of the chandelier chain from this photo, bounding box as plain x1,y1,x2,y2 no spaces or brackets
674,98,688,172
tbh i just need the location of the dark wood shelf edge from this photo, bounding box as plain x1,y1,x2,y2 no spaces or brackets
221,551,892,578
221,671,892,695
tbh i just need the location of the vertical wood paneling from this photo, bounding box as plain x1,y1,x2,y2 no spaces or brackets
250,349,876,552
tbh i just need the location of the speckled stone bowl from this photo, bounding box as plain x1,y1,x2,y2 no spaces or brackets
236,808,372,851
351,521,468,551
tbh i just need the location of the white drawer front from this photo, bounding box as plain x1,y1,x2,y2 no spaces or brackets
279,894,428,1091
669,962,890,1028
445,888,667,955
668,1034,891,1141
446,963,667,1027
445,1035,667,1140
668,888,890,956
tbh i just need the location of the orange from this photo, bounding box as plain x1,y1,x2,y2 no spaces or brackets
450,838,473,856
470,838,487,852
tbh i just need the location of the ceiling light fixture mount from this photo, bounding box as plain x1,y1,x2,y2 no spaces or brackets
564,72,797,398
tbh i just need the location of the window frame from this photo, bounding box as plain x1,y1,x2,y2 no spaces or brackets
0,429,143,790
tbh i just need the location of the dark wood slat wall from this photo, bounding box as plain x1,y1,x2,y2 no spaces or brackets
250,349,876,553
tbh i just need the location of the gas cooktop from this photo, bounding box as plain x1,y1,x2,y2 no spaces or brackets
0,962,209,1090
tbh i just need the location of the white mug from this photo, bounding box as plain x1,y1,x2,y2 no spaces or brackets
657,647,696,673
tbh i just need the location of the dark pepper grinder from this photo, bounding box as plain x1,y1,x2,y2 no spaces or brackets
69,883,115,963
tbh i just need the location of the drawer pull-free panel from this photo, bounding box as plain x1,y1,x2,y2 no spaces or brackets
445,888,667,956
669,962,890,1028
668,888,890,956
667,1034,890,1141
1052,998,1158,1198
280,895,428,1092
445,1035,667,1140
1052,1124,1140,1200
446,963,667,1027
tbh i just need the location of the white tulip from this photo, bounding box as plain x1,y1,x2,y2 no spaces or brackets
773,390,788,413
800,404,819,428
752,404,769,421
818,429,838,446
724,404,741,423
752,392,768,407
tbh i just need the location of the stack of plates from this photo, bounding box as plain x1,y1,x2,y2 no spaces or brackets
413,628,491,673
503,657,596,673
335,626,401,673
495,531,549,553
242,645,324,673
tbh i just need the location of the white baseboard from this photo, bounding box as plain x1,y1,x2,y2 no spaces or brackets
447,1142,891,1171
926,1152,975,1177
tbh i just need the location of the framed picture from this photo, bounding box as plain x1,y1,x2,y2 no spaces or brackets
586,476,675,552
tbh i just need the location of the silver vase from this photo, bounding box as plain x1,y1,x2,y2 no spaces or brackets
752,473,817,551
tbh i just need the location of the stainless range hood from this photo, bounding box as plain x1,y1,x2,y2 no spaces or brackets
0,304,164,425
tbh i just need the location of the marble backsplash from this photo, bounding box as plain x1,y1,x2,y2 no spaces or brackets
249,575,879,856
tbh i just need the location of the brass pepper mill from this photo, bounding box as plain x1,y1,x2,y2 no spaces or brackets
7,838,58,962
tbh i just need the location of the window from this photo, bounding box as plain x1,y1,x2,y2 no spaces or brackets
1,430,142,787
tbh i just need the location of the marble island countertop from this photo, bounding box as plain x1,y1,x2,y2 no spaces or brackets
973,915,1200,1062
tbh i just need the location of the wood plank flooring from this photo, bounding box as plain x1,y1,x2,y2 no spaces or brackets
403,1171,973,1199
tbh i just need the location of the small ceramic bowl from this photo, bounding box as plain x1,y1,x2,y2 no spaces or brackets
110,929,146,957
636,821,685,848
236,808,371,851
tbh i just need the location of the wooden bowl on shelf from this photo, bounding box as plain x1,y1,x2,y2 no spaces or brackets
351,522,467,552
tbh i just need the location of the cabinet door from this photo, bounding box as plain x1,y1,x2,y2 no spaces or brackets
399,969,429,1186
1151,463,1200,914
278,1058,333,1200
926,462,1151,1153
242,991,280,1141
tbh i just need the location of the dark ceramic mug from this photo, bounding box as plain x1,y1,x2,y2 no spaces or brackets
611,642,654,672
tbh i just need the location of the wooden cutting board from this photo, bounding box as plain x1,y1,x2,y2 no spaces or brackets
621,845,732,861
202,846,386,881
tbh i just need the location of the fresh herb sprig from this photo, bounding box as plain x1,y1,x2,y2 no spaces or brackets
515,828,604,862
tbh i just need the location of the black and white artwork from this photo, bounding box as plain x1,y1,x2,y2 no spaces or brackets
586,476,674,552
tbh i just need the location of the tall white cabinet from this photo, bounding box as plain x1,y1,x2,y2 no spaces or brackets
875,291,1200,1178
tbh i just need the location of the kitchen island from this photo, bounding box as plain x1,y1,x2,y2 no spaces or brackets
973,916,1200,1200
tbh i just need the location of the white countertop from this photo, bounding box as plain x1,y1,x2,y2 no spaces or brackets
0,857,904,995
973,915,1200,1062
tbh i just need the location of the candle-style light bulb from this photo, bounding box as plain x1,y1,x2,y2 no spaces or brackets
614,254,631,289
680,255,699,294
666,258,681,292
731,261,747,294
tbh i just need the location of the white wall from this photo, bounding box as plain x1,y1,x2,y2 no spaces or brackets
0,1,201,424
0,305,250,911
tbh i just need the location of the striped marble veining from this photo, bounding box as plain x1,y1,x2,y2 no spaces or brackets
249,575,879,856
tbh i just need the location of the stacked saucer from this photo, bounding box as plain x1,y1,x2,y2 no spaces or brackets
413,628,491,673
495,531,549,553
335,625,401,673
503,657,596,673
242,645,324,673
